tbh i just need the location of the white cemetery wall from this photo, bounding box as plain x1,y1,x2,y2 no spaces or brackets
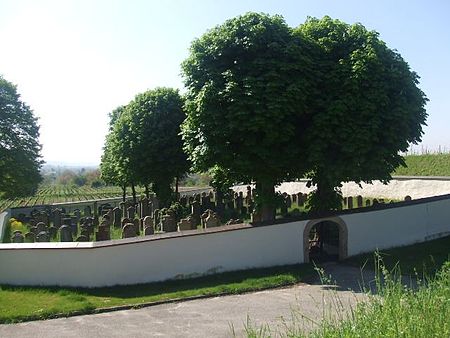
0,221,305,287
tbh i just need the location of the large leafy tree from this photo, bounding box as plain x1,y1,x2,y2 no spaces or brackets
118,87,189,207
181,13,315,221
296,17,428,212
0,75,42,197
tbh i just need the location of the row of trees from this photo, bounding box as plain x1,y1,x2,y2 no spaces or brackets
0,75,42,198
101,14,427,220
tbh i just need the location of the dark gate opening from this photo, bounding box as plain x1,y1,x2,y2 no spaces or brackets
308,221,340,263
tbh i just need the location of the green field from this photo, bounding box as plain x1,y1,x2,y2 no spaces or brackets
394,153,450,176
0,186,127,211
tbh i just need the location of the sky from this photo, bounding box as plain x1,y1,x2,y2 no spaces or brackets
0,0,449,165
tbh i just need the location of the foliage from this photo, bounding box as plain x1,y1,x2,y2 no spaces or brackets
0,75,43,198
100,105,131,189
296,17,428,211
181,13,315,220
115,88,189,207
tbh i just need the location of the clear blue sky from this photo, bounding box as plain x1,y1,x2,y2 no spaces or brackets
1,0,449,165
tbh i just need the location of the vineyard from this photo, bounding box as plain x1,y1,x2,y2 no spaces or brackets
0,186,134,211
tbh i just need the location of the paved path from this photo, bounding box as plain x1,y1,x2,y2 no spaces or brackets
0,264,374,338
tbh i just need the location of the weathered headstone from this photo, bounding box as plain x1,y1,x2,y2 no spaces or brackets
191,201,201,227
96,225,110,241
24,232,35,243
122,223,136,238
48,226,57,239
143,216,154,235
127,206,135,219
178,216,195,231
204,210,220,228
133,218,140,235
36,222,47,234
347,196,354,209
113,207,122,228
76,235,90,242
84,205,92,217
161,211,177,232
36,231,49,242
404,195,412,201
53,209,62,228
59,225,73,242
11,232,24,243
356,195,363,208
365,199,371,207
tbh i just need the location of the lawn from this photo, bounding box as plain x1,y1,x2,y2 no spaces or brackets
0,264,314,324
394,153,450,176
345,234,450,276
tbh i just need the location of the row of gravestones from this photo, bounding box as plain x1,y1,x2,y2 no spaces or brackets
343,195,413,209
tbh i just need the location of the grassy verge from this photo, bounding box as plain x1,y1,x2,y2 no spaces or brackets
0,263,314,324
246,261,450,337
394,153,450,176
345,235,450,276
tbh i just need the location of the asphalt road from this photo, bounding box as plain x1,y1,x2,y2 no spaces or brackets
0,263,374,338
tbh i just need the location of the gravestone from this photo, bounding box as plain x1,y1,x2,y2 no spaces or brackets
48,226,57,239
122,223,136,239
204,210,220,228
161,211,177,232
53,209,62,228
36,222,47,234
251,210,262,223
121,217,132,228
76,235,89,242
70,216,78,235
74,209,81,223
59,225,73,242
356,195,363,208
127,206,135,219
178,215,195,231
24,232,35,243
143,216,154,235
404,195,412,201
30,226,38,235
11,232,24,243
36,231,49,242
96,225,110,241
140,197,149,217
84,205,92,217
191,201,201,227
365,199,371,207
113,207,122,228
347,196,354,209
133,218,140,235
245,186,252,206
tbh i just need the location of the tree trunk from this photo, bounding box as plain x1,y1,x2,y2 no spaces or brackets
255,179,276,222
122,185,126,202
145,184,150,199
131,183,137,205
175,176,179,201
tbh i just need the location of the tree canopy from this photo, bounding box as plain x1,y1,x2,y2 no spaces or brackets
101,88,189,207
296,17,428,211
0,75,42,198
181,12,315,220
181,13,428,219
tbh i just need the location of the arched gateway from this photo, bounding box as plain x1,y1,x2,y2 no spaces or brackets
303,217,348,263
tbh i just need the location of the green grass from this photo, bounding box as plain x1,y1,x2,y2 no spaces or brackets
246,261,450,338
0,264,314,324
394,153,450,176
345,235,450,276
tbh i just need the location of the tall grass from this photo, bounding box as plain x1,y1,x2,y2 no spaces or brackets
245,257,450,337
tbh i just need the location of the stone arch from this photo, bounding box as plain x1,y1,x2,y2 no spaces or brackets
303,216,348,263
